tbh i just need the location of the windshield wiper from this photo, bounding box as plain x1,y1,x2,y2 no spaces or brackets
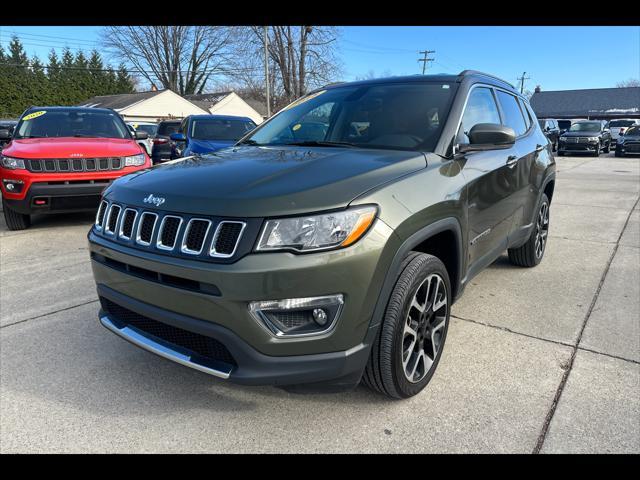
237,139,262,146
282,140,358,148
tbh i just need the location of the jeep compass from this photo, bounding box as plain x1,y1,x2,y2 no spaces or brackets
89,71,556,398
1,107,151,230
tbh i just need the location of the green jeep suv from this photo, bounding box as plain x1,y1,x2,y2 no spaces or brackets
89,70,556,398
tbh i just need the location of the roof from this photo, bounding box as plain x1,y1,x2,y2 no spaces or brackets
26,106,117,114
184,91,233,105
186,114,255,122
78,90,164,110
530,87,640,118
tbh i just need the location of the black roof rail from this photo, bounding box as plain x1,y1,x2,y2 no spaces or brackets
458,70,516,90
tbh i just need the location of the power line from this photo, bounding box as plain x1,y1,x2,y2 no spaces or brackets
418,50,435,75
517,71,530,94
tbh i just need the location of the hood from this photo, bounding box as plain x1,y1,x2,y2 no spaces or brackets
3,137,144,159
104,146,426,217
188,138,236,153
561,131,601,138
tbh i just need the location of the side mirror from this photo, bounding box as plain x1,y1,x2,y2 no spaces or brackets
170,132,186,142
457,123,516,153
135,131,149,140
0,128,10,140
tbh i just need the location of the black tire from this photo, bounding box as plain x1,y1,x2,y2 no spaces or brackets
603,141,610,154
593,144,600,157
552,140,557,152
2,201,31,230
508,193,550,268
363,252,451,399
615,148,623,157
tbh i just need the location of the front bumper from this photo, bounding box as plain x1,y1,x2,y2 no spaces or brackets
3,181,111,214
89,219,400,386
558,142,599,153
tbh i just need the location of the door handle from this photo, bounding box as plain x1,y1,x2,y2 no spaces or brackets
506,155,518,168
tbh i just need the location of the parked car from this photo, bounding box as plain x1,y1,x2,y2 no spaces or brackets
557,119,572,134
615,125,640,157
0,106,151,230
538,118,561,151
90,71,556,398
608,119,640,148
126,121,157,156
557,120,611,156
151,120,181,164
169,115,257,159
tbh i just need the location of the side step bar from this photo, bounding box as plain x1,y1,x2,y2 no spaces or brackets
100,315,232,379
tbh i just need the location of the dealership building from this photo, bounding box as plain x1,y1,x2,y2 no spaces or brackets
530,86,640,120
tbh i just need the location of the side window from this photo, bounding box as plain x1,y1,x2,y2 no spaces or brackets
496,90,528,136
518,97,532,130
457,87,501,143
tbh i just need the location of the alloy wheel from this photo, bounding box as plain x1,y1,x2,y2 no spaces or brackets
535,202,549,259
402,273,448,383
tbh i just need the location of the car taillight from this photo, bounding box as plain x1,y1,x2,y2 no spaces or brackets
153,138,168,144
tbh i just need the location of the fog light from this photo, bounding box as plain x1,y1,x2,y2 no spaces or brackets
2,179,24,193
249,294,344,337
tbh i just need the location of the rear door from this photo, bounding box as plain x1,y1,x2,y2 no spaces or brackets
495,90,540,239
458,86,520,273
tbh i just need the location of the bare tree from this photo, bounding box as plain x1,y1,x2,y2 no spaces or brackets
101,26,241,95
229,26,342,107
616,78,640,88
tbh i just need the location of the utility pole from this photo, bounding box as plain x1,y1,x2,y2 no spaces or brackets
517,71,530,94
264,26,271,118
418,50,436,75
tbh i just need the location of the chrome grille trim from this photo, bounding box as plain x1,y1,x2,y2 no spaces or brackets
104,204,122,235
118,208,138,240
156,215,183,251
210,221,246,258
95,200,108,230
181,219,212,255
136,212,158,246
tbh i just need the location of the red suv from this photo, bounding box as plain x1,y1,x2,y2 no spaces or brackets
1,107,151,230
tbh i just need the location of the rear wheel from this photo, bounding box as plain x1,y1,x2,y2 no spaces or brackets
508,193,549,267
363,252,451,399
2,201,31,230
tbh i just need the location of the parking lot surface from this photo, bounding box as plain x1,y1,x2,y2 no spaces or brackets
1,153,638,453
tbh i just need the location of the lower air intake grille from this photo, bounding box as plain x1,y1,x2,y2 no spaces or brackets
100,297,236,367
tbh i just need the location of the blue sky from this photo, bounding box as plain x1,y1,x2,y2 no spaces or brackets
1,26,638,91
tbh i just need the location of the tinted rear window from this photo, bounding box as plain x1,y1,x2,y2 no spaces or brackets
496,90,527,136
157,122,181,135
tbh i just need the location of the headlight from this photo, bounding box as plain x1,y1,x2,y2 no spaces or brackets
559,137,567,142
124,153,146,167
588,137,599,142
0,155,26,170
256,205,377,253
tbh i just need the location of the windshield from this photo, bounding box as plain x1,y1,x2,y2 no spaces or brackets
569,122,601,133
190,118,256,141
132,124,158,137
243,82,456,151
625,126,639,136
15,109,130,139
609,120,636,128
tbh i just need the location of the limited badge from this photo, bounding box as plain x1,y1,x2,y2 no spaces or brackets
23,111,46,121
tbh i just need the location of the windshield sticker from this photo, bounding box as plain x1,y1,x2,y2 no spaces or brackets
22,110,46,121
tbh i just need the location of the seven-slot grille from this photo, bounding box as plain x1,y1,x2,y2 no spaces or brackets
94,201,246,261
27,157,124,173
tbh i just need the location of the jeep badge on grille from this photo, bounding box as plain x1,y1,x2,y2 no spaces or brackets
143,194,166,207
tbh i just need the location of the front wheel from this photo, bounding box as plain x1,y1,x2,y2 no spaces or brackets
603,141,610,154
363,252,451,399
508,193,550,267
2,201,31,230
593,144,601,157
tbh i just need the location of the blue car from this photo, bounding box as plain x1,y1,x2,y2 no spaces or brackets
169,115,257,159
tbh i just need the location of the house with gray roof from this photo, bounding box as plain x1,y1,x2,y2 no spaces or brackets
530,86,640,120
